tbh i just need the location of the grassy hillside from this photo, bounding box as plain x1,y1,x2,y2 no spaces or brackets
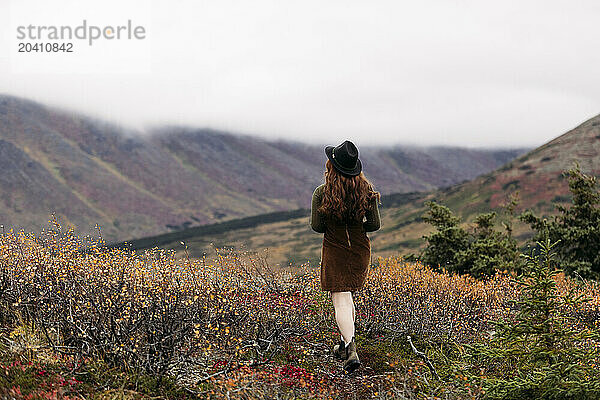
113,113,600,266
0,94,524,242
108,192,426,266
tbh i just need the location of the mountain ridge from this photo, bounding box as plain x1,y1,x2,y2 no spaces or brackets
120,113,600,266
0,94,527,241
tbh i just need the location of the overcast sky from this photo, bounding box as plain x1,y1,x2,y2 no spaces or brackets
1,0,599,148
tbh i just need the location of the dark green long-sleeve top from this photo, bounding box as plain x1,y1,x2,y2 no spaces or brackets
310,184,381,233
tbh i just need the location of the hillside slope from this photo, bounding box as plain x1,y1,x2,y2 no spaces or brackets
437,112,600,218
369,112,600,255
0,94,525,241
123,113,600,266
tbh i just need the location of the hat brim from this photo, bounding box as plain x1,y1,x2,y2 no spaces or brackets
325,146,362,177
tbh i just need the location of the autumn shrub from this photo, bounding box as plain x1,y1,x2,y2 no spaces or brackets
1,222,599,398
0,224,324,383
356,258,518,344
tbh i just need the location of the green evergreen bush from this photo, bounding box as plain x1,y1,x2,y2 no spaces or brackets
420,201,519,277
520,164,600,280
464,239,600,399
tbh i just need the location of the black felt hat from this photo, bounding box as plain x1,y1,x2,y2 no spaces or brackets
325,140,362,177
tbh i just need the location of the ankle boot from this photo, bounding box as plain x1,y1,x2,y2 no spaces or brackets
343,337,361,373
333,339,348,360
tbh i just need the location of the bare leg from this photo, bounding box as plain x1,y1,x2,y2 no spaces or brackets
331,291,355,345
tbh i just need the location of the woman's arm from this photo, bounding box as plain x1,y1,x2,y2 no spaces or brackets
363,196,381,232
310,185,326,233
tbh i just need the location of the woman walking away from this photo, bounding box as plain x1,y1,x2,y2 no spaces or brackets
310,140,381,373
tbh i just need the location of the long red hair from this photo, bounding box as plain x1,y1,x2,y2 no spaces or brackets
318,159,381,222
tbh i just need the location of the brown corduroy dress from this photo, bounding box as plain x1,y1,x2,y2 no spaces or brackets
310,184,381,292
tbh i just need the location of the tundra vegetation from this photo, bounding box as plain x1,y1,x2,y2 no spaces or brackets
0,166,599,399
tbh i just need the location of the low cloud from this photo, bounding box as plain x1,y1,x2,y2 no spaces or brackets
1,0,599,148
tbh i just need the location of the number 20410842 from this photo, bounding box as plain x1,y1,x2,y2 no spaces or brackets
18,42,73,52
